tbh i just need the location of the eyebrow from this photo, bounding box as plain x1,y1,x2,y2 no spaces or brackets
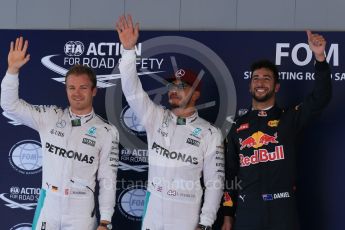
252,74,273,78
67,84,91,88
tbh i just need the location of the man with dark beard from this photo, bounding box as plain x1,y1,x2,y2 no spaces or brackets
116,15,224,230
221,30,332,230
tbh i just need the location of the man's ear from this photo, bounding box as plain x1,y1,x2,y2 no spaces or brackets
275,83,280,93
192,90,200,101
92,87,97,97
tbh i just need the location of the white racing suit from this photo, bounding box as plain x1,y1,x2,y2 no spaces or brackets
1,73,119,230
119,49,225,229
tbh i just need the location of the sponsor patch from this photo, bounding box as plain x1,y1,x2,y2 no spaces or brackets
186,138,200,147
50,129,64,137
87,127,97,136
273,192,290,199
236,123,249,132
262,194,273,201
71,119,81,126
268,120,279,127
52,186,58,192
223,192,234,207
82,138,96,147
238,109,248,116
176,117,186,125
191,128,202,139
239,131,278,150
258,110,267,117
55,119,66,128
239,145,285,167
157,128,168,137
262,192,290,201
45,142,94,164
71,191,87,195
152,142,198,165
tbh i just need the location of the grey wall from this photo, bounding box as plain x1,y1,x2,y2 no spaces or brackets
0,0,344,30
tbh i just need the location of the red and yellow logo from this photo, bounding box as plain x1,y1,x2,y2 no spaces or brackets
223,192,233,207
268,120,279,127
239,131,278,150
236,123,249,132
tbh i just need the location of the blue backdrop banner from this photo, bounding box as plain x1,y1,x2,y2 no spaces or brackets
0,30,344,230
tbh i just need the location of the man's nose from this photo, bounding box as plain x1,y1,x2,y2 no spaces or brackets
74,88,82,95
169,88,178,93
256,78,265,85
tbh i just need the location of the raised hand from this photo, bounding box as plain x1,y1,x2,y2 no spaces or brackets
307,30,326,62
116,14,139,50
7,37,30,74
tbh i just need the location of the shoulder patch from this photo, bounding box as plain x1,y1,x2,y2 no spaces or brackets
238,109,249,117
226,115,236,124
236,123,249,132
223,192,234,207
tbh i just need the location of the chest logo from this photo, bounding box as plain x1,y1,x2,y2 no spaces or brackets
236,123,249,132
268,120,279,127
82,138,96,147
258,111,267,117
239,131,278,150
186,138,200,147
191,128,202,139
56,119,66,128
87,127,97,136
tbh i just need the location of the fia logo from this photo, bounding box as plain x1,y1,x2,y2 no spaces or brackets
64,41,84,56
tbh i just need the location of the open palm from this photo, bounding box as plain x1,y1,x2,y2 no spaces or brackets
8,37,30,74
116,15,139,50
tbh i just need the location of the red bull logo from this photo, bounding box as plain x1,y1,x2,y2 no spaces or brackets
239,131,278,150
239,145,285,167
223,192,234,207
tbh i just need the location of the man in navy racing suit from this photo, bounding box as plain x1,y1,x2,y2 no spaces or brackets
221,31,332,230
116,15,224,230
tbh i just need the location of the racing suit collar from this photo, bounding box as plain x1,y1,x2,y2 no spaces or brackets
248,104,284,118
68,107,95,126
171,110,198,125
252,105,274,111
249,104,280,117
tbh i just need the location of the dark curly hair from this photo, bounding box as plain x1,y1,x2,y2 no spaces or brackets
250,59,280,84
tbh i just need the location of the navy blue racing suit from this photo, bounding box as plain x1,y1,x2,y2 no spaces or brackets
222,60,332,230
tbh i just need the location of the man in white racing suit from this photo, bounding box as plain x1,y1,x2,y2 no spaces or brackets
1,37,119,230
116,15,224,230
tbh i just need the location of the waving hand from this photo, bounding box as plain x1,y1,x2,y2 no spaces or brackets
116,14,139,50
8,37,30,74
